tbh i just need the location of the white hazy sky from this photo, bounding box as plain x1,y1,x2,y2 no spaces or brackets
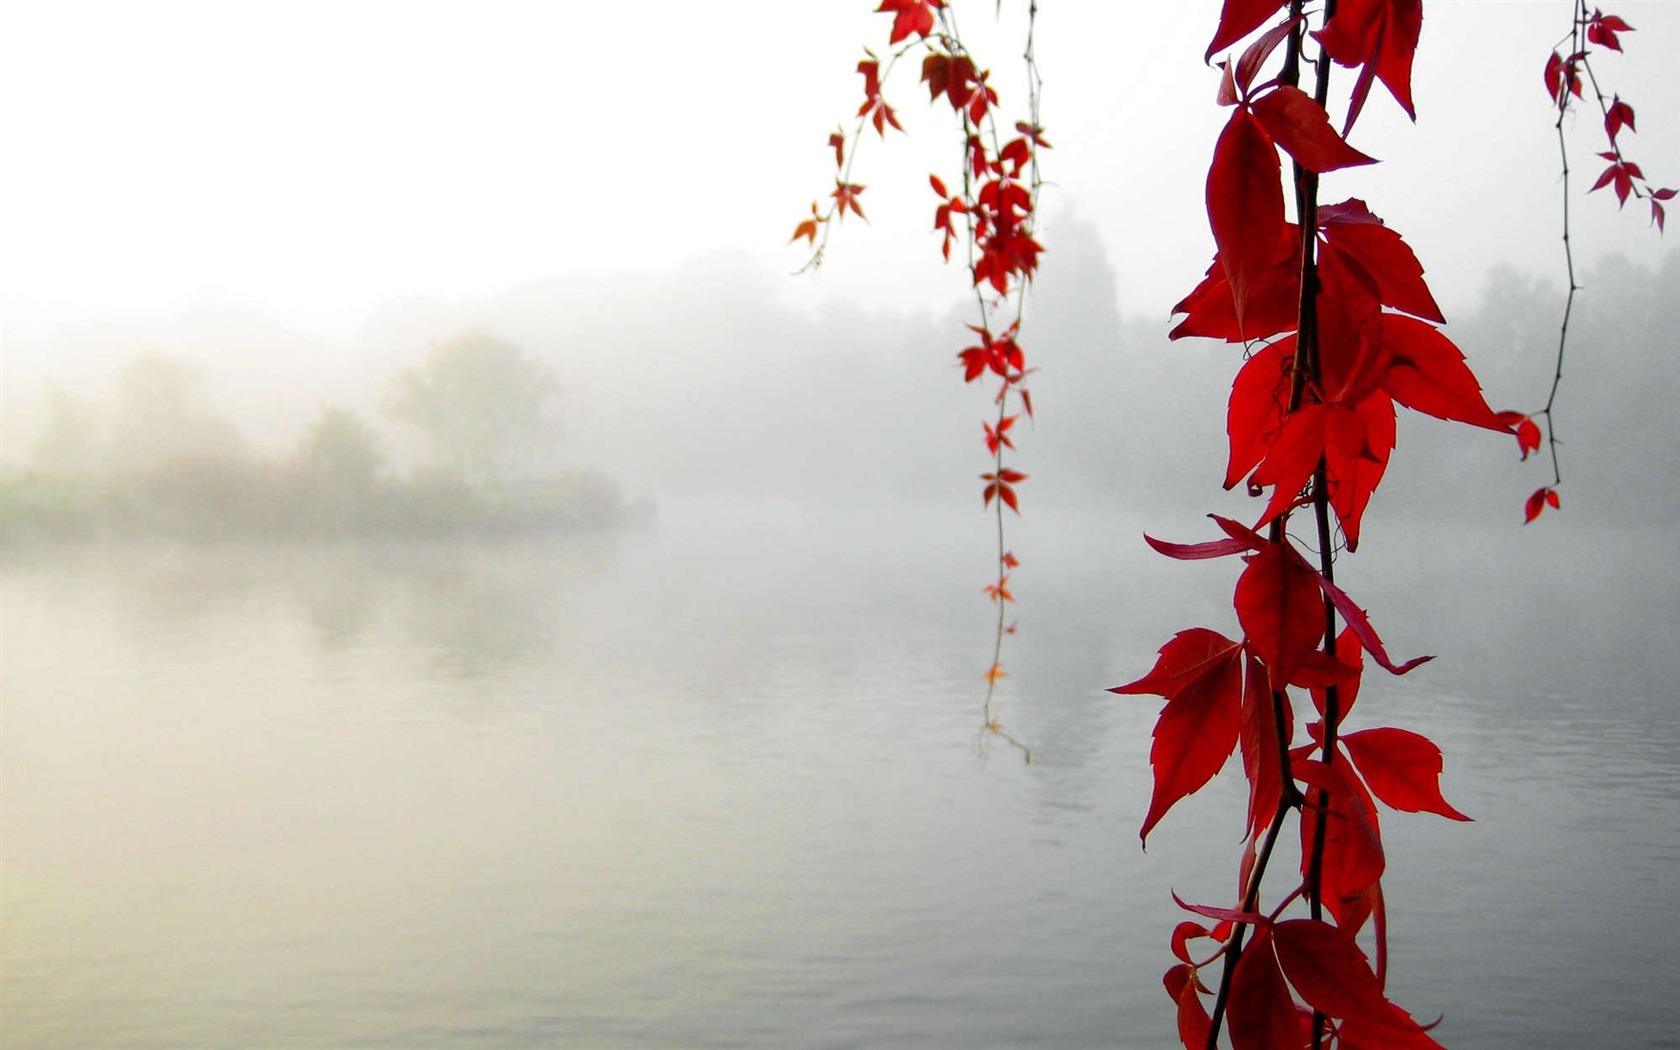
1,0,1676,342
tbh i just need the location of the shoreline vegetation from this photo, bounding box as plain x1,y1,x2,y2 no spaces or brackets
0,465,645,546
1,329,646,547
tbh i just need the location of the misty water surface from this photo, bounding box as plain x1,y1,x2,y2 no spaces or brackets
2,505,1676,1049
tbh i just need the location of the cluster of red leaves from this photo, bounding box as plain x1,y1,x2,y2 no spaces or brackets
1546,9,1675,230
791,1,1045,713
1110,3,1512,1045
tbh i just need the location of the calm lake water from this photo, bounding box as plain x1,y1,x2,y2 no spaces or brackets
3,504,1676,1049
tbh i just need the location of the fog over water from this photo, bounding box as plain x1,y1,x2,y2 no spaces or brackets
3,2,1679,1048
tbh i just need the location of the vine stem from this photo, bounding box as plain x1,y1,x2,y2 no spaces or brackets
1542,0,1589,492
954,0,1039,764
1201,2,1346,1044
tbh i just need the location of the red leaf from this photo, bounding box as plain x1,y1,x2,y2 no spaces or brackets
1171,222,1302,343
1226,931,1309,1050
1272,919,1443,1045
1110,629,1246,843
877,0,942,44
832,182,867,220
1225,336,1294,489
1496,410,1542,460
1145,533,1255,561
1295,759,1386,926
1171,890,1270,927
1272,919,1385,1020
1171,922,1212,966
983,415,1018,454
1311,569,1432,676
1320,199,1444,322
1207,109,1287,338
1341,727,1471,821
1206,0,1289,60
1233,541,1325,687
1586,11,1634,52
1233,16,1303,97
1173,966,1214,1050
1380,315,1507,431
1314,0,1423,129
1605,96,1636,143
1239,651,1291,841
1310,626,1364,721
1253,86,1378,172
1523,485,1561,523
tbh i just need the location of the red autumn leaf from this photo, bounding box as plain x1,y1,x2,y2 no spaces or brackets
877,0,943,44
1311,567,1432,676
1495,410,1543,460
1380,315,1508,432
981,473,1014,510
1247,402,1348,526
1523,485,1561,523
1314,0,1423,131
832,182,867,220
1110,629,1246,843
1170,242,1303,343
1341,726,1471,821
1331,394,1396,552
790,196,826,247
982,575,1014,603
1233,15,1303,97
1225,336,1293,488
1271,919,1384,1020
854,59,902,136
1238,650,1291,841
1208,513,1270,552
1295,759,1386,927
1014,120,1052,148
1320,198,1444,322
1586,10,1634,52
1591,155,1641,207
1312,240,1388,407
1205,0,1288,60
1171,922,1211,965
923,53,983,115
1207,108,1286,338
1171,890,1270,927
1226,931,1308,1050
1168,963,1214,1050
998,136,1032,178
1252,85,1378,172
1605,96,1636,143
1233,542,1325,687
973,229,1043,294
1145,533,1256,562
1544,50,1585,109
1309,625,1364,721
983,415,1018,454
1272,919,1444,1045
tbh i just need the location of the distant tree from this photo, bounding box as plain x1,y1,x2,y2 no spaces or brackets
106,355,250,476
385,329,560,485
31,386,104,477
292,406,385,491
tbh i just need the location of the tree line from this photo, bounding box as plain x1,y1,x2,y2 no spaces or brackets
1,329,633,544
